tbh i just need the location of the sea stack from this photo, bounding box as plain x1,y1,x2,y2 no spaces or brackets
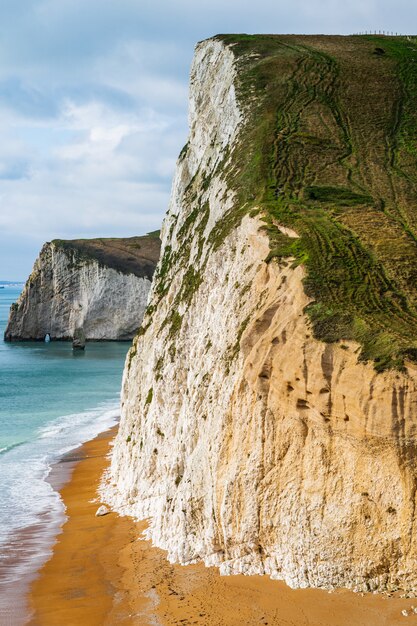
72,327,86,350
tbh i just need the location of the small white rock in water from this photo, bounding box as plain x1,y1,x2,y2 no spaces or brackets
95,505,110,517
402,609,409,617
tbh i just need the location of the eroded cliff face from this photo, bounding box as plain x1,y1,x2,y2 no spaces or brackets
103,38,417,593
5,235,160,341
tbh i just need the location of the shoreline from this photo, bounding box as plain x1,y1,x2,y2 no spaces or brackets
0,512,64,626
0,411,120,626
28,426,143,625
26,428,417,625
0,445,79,626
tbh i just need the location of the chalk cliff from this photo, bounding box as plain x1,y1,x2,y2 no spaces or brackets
5,234,160,341
103,35,417,593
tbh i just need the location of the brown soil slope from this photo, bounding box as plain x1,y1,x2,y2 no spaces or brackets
53,231,161,280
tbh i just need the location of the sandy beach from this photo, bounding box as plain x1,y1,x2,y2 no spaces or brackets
28,428,417,626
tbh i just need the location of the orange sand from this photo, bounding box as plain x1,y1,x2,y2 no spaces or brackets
29,428,417,625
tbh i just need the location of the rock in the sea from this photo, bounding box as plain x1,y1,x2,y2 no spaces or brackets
72,327,86,350
4,234,160,341
95,505,110,517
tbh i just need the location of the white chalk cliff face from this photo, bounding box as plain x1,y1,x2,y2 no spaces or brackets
103,38,417,593
5,240,156,341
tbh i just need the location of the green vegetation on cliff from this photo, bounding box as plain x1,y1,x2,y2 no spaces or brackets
52,233,161,281
212,34,417,371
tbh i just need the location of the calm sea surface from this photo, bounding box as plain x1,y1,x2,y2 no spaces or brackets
0,284,129,606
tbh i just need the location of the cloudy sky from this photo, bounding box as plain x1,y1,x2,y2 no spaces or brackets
1,0,415,279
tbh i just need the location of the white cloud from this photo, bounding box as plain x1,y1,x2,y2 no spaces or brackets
1,0,416,278
0,88,185,270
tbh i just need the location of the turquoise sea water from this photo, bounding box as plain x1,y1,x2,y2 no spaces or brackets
0,285,130,591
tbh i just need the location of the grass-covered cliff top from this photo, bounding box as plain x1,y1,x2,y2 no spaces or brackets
210,34,417,371
52,232,161,280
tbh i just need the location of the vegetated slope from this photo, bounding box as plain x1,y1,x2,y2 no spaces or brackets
52,232,160,281
5,232,161,341
104,36,417,594
212,34,417,371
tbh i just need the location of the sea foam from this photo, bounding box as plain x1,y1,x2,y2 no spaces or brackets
0,400,119,565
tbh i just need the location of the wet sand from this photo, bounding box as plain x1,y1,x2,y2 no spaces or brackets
0,451,78,625
29,428,417,625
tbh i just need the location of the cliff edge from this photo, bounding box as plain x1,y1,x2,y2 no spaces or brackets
103,36,417,593
5,233,161,341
